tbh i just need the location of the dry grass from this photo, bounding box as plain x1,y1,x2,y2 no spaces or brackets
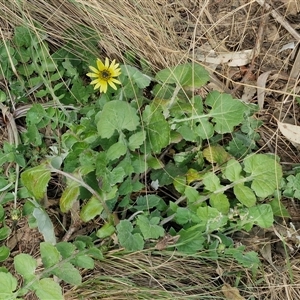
1,0,300,299
63,249,300,300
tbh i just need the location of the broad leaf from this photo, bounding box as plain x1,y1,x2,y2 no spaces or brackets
210,193,230,214
0,246,10,262
51,262,82,285
248,204,274,228
106,142,127,161
197,206,228,231
116,220,144,251
121,65,151,88
40,242,60,268
0,227,11,241
136,215,164,240
80,196,103,222
21,164,51,200
35,278,63,300
71,254,94,269
223,159,242,182
55,242,76,259
205,91,247,133
0,272,17,294
59,179,80,213
96,223,115,239
33,207,56,244
155,63,209,87
128,131,146,151
243,154,282,198
203,145,231,165
143,105,170,153
96,100,139,139
234,183,256,207
177,227,206,254
14,253,37,279
203,172,222,192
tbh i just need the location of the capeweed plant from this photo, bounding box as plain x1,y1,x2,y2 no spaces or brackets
0,24,286,298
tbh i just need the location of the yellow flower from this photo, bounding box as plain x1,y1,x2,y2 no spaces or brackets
87,58,121,93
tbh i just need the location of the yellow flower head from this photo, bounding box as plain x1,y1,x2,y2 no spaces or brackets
87,58,121,93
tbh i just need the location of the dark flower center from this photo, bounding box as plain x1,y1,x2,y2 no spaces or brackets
101,70,111,79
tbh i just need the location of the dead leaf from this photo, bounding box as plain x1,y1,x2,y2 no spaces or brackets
260,243,273,265
257,70,272,109
221,283,245,300
277,121,300,145
195,49,253,67
241,83,256,103
155,234,179,250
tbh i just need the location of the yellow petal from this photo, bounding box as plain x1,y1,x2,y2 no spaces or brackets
108,81,118,90
97,59,105,71
94,82,100,89
104,57,109,68
110,67,121,77
86,72,99,78
110,78,121,85
91,79,100,85
100,81,108,93
89,66,99,74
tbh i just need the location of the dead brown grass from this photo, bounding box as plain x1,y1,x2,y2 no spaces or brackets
63,249,300,300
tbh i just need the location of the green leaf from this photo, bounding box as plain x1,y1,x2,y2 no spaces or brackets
59,180,80,213
0,272,17,294
0,227,11,241
203,172,222,192
228,249,260,270
51,262,82,285
209,193,230,214
96,100,139,139
13,26,32,47
35,278,63,300
71,254,94,269
55,242,76,259
0,246,10,262
136,215,164,240
14,253,37,279
80,196,103,222
134,195,164,211
194,118,214,139
33,207,56,244
96,223,115,239
243,154,282,198
0,205,4,222
174,207,200,225
223,159,243,181
86,247,104,260
203,145,231,165
269,199,290,218
177,227,206,254
184,186,200,203
197,206,228,231
106,142,127,161
248,204,274,228
21,164,51,200
205,91,247,133
116,220,144,251
40,242,60,268
155,63,209,87
122,65,151,88
234,183,256,207
143,105,170,153
128,131,146,151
